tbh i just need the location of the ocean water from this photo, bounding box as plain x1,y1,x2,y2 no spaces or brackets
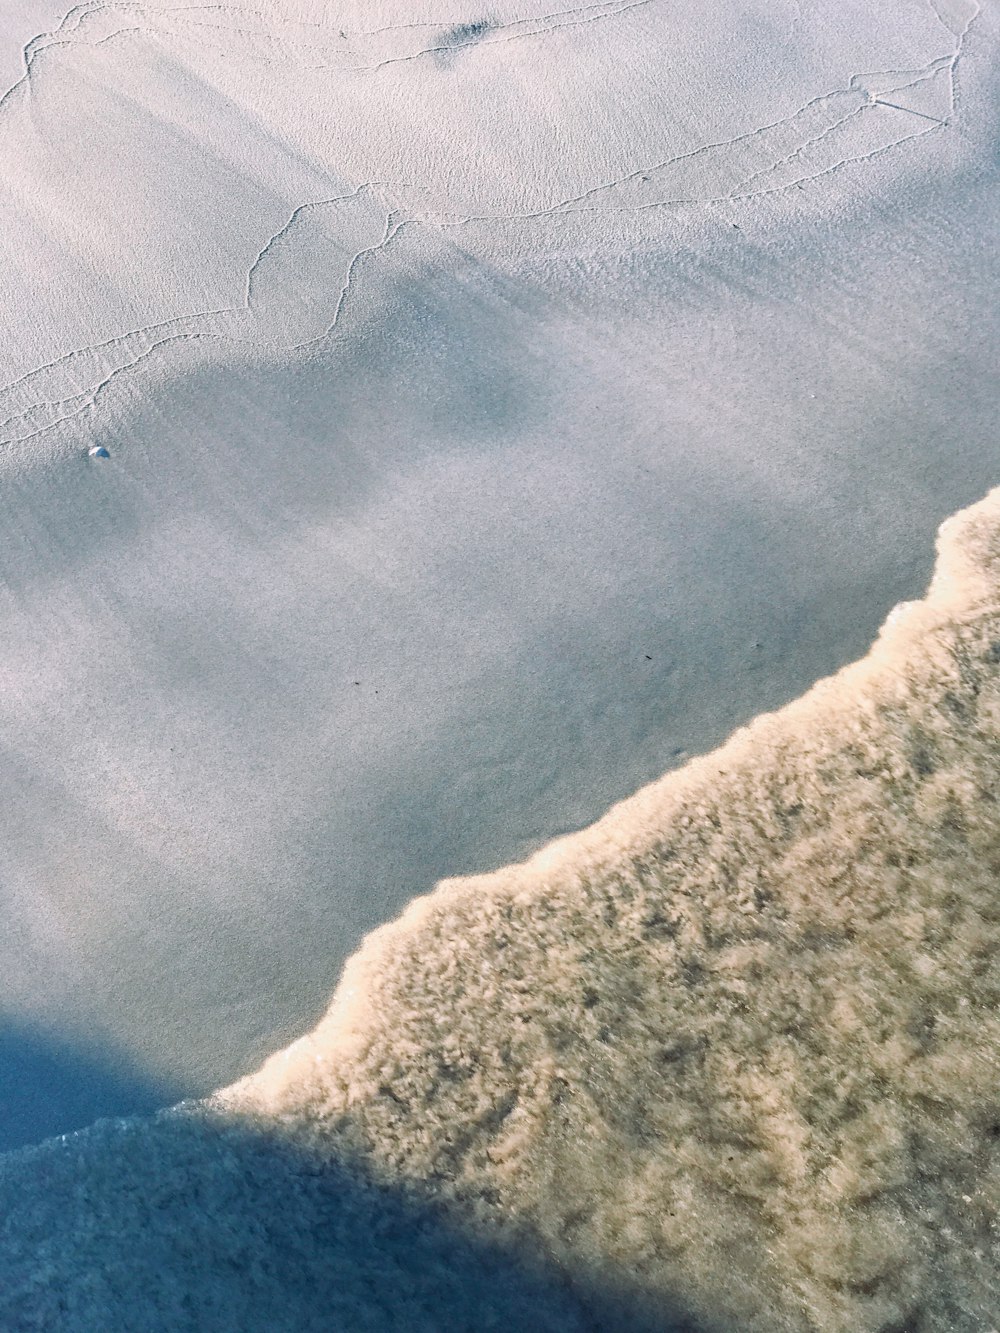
1,163,998,1145
2,487,998,1329
0,2,998,1321
0,0,999,1152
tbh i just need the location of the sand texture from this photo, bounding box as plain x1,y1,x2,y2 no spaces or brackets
2,487,998,1330
2,0,999,1152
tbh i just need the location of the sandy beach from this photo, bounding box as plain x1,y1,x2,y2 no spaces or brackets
3,483,999,1329
0,0,998,1324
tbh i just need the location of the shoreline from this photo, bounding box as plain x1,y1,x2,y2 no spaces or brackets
3,484,998,1330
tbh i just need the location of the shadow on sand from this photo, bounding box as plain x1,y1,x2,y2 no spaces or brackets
0,1091,721,1331
0,1017,185,1155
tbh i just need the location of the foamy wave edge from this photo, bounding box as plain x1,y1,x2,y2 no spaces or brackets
3,485,999,1332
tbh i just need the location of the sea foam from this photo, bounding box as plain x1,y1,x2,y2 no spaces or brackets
2,486,998,1330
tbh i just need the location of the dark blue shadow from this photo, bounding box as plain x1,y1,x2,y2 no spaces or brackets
0,1105,721,1331
0,1018,184,1154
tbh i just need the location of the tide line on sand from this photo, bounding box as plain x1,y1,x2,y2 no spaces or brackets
3,486,1000,1331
